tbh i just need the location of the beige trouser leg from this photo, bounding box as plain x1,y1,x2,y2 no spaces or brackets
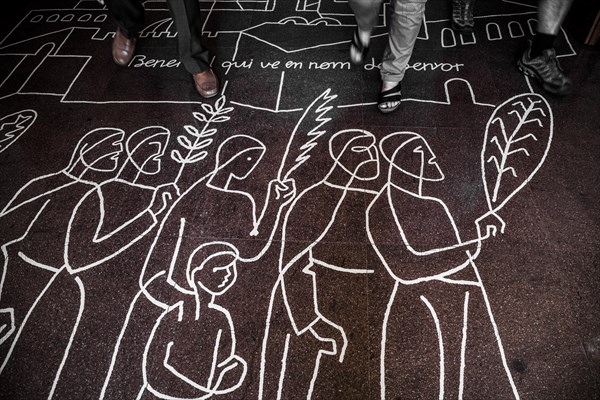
381,0,427,83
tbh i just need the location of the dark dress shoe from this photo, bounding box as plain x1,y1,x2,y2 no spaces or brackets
112,28,136,67
193,69,219,98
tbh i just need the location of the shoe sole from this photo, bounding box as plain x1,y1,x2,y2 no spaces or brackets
517,60,572,96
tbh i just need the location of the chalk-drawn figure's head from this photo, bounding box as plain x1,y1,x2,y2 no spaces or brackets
124,126,170,175
187,242,239,297
213,135,266,188
380,132,444,186
329,129,379,180
69,128,125,176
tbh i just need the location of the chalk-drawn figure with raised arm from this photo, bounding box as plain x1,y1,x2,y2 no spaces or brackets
260,129,380,400
101,134,295,399
0,127,125,352
0,126,177,400
142,242,247,399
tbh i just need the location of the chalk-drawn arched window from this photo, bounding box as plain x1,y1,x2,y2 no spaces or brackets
508,21,524,38
94,14,107,22
460,32,476,45
78,14,92,22
31,14,43,23
61,14,74,22
527,19,537,36
486,23,502,41
48,14,60,23
441,27,457,48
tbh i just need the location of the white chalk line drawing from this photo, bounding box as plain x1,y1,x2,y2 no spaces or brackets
140,242,247,400
0,110,37,154
101,93,355,398
0,124,189,399
367,92,552,399
260,123,380,399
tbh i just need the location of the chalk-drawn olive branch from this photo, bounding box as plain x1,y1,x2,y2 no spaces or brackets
486,98,547,204
172,96,234,184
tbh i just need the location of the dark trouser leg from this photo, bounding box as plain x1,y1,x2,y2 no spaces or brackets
105,0,145,38
166,0,211,74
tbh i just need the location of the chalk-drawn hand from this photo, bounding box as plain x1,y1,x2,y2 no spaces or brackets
475,211,506,241
308,316,348,363
212,354,248,393
150,183,180,217
270,178,296,204
0,308,15,345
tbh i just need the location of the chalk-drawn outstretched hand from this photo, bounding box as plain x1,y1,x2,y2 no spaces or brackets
307,316,348,363
0,308,15,345
475,211,506,241
150,183,180,217
270,178,296,205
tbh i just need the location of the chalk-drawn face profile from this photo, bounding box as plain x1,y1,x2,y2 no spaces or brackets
79,128,125,172
329,129,379,180
125,127,170,175
380,132,444,183
215,135,266,181
188,242,240,296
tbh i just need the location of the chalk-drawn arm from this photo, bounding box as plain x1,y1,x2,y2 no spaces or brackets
0,196,51,246
65,185,174,271
281,252,347,360
150,329,246,398
369,194,497,282
241,178,296,263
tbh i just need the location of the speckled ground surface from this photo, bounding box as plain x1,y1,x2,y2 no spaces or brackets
0,0,599,399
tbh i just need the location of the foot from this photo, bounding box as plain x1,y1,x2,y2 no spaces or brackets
378,81,401,114
451,0,475,34
350,27,370,65
112,28,136,67
193,68,219,98
517,41,572,96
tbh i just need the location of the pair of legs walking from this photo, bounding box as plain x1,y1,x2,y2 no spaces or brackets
349,0,427,113
105,0,219,98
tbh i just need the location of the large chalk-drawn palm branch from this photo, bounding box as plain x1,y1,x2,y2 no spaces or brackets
482,93,553,214
277,89,337,182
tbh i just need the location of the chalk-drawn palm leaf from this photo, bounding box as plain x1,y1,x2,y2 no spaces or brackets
0,110,37,154
278,89,337,181
481,93,553,212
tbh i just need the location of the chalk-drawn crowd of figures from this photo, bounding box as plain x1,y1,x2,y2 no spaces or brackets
0,90,552,399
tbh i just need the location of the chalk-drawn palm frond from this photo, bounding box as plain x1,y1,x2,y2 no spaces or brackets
481,93,553,212
0,110,37,154
172,95,233,183
277,89,337,181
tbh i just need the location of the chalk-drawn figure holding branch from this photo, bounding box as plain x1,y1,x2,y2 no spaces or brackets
369,92,552,399
260,128,380,399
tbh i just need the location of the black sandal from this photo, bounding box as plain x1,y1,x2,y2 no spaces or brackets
350,27,369,65
378,82,402,114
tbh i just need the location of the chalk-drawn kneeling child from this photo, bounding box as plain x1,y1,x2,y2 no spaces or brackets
142,242,247,399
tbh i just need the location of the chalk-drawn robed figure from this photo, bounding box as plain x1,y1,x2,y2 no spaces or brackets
260,128,381,399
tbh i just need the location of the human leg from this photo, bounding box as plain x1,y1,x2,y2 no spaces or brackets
451,0,475,34
379,0,427,113
517,0,574,95
105,0,144,66
348,0,383,64
166,0,218,98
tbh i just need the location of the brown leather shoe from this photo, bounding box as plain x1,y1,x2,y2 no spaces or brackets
193,69,219,98
112,28,136,67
